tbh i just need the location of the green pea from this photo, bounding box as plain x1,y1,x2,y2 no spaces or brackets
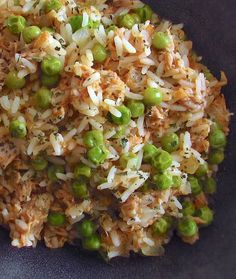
143,144,160,163
203,69,214,81
31,156,48,171
113,125,126,139
9,119,27,139
211,122,222,130
182,200,195,216
48,165,64,182
152,217,170,235
82,234,101,251
117,14,136,29
34,87,52,110
135,4,153,23
195,206,214,226
5,71,26,90
106,25,118,33
153,172,173,190
208,149,224,165
45,0,62,13
69,15,83,33
209,128,226,149
143,87,163,106
111,105,131,125
127,101,145,118
88,20,100,29
188,176,202,196
152,32,171,50
195,163,208,178
7,15,26,34
203,177,217,194
22,26,41,44
152,150,173,171
160,132,180,153
119,152,138,169
77,219,95,238
92,43,108,63
41,73,60,88
172,175,182,188
74,163,91,179
87,146,108,165
177,217,198,237
83,130,104,149
129,13,141,24
48,212,66,226
41,27,55,34
72,180,89,199
41,55,63,76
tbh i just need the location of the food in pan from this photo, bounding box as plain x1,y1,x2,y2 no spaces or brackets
0,0,230,259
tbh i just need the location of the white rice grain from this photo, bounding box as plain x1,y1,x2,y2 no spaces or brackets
11,97,20,114
102,127,115,139
80,156,97,168
107,166,117,183
104,99,116,106
40,109,52,120
64,128,77,142
109,106,122,118
171,196,183,209
110,231,121,247
147,71,165,86
124,91,143,100
18,69,29,78
94,24,107,46
56,173,68,181
21,169,35,182
97,181,113,190
27,137,39,156
89,119,103,131
82,11,89,27
15,219,28,231
122,38,136,54
169,104,187,111
123,140,130,153
140,57,155,66
72,28,90,47
114,36,123,57
0,96,11,111
2,208,9,218
87,86,100,106
77,117,89,133
137,115,145,137
83,72,101,87
21,58,36,73
179,79,195,88
136,149,144,170
143,237,155,246
39,181,47,187
50,133,64,156
132,143,144,153
120,172,149,202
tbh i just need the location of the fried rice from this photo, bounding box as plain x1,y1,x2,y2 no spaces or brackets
0,0,231,259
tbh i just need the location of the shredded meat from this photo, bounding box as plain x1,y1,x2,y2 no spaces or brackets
0,138,19,169
207,94,230,134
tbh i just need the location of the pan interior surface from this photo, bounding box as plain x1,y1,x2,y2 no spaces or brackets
0,1,236,278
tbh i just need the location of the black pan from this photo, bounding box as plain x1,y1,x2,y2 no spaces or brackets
1,1,236,278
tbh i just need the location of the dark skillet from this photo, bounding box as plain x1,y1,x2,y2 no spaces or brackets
0,1,236,278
